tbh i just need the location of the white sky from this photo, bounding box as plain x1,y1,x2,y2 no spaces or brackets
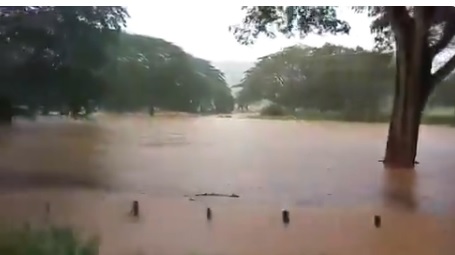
125,5,375,62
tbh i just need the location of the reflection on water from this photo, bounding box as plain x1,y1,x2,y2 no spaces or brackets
0,118,110,191
383,169,418,211
0,114,455,254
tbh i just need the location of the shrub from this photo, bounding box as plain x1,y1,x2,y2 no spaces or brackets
0,226,99,255
260,103,287,116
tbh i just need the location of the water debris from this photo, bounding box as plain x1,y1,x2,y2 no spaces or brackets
374,215,381,228
131,200,139,217
194,193,240,198
206,207,212,220
282,209,290,224
218,115,232,118
188,197,195,201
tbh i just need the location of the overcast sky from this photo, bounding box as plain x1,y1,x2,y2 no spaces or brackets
125,6,375,62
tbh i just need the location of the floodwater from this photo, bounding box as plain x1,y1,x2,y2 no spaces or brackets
0,113,455,255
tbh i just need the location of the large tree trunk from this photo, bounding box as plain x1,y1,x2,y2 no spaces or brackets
383,30,433,169
382,7,455,168
383,74,427,168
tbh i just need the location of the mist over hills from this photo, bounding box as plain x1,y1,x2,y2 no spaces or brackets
213,61,254,87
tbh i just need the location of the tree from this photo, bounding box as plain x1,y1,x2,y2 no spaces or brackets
189,57,234,113
231,6,455,169
236,43,394,119
0,7,234,121
0,6,128,121
100,33,234,114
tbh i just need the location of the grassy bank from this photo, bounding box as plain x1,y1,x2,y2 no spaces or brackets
248,108,455,126
0,226,99,255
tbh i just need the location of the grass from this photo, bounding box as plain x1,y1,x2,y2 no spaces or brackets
0,225,99,255
248,107,455,126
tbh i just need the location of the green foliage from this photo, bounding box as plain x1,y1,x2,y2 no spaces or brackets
101,33,234,114
230,7,350,45
0,6,129,115
237,43,395,121
231,6,455,94
0,226,99,255
0,7,235,117
230,6,396,51
0,7,128,69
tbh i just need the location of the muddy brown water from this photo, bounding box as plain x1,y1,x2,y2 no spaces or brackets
0,114,455,255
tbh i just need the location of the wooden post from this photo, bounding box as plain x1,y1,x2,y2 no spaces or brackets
131,201,139,217
282,209,290,224
206,207,212,221
374,215,381,228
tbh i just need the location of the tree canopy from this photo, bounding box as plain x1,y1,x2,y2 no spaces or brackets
101,33,234,113
0,7,129,116
236,43,395,120
231,7,455,88
0,6,234,120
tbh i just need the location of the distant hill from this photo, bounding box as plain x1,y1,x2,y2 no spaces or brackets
212,61,254,86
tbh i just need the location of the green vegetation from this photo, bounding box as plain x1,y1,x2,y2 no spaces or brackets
0,7,234,123
237,44,394,121
100,33,234,113
260,103,288,117
0,7,129,121
232,6,455,168
254,108,455,126
239,43,455,125
0,226,98,255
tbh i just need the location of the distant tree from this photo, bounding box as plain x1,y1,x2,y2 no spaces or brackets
231,6,455,169
101,33,234,114
237,43,394,119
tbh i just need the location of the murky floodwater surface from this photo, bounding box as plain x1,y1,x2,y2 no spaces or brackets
0,114,455,255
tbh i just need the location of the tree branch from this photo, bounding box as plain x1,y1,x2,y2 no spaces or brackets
384,7,413,36
432,54,455,85
384,7,414,51
431,6,455,24
430,22,455,57
414,7,435,30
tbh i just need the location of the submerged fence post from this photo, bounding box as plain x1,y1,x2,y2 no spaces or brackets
206,207,212,221
282,209,290,224
374,215,381,228
131,200,139,217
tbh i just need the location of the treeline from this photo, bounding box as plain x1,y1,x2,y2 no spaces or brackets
0,7,234,123
236,43,455,121
100,33,234,114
